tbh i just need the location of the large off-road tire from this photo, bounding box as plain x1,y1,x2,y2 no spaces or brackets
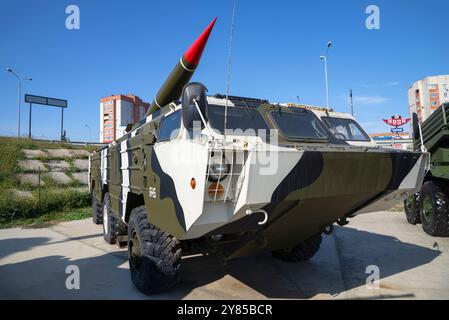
271,233,322,262
404,193,421,225
92,189,103,225
419,181,449,237
127,206,182,294
102,193,119,244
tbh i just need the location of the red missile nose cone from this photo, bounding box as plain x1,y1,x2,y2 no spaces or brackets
184,17,217,66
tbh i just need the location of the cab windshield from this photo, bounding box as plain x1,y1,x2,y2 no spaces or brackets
322,117,370,141
207,105,269,135
269,110,329,141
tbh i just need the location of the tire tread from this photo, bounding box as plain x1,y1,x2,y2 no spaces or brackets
419,181,449,237
128,206,181,294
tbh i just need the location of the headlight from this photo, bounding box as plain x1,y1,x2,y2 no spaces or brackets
208,156,230,182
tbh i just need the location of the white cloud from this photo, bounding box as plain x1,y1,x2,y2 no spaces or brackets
338,93,390,106
360,84,377,88
354,95,390,105
385,81,400,86
360,81,400,88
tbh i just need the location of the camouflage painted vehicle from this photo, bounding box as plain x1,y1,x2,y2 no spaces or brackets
88,19,428,294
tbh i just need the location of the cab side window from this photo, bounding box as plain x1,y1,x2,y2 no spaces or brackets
158,110,181,141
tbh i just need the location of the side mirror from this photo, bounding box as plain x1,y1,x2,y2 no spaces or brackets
182,82,208,130
412,112,420,140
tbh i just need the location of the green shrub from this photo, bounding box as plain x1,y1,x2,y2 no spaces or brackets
0,189,90,223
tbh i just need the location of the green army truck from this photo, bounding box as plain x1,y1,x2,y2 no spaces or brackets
404,102,449,236
90,88,428,294
88,19,428,294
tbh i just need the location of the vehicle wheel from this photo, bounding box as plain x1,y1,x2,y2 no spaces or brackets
419,181,449,237
102,193,118,244
271,233,322,262
127,206,181,294
404,193,421,225
92,189,103,225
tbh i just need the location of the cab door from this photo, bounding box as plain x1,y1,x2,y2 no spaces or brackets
148,109,209,237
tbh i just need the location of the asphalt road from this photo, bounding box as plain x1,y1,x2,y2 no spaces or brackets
0,211,448,299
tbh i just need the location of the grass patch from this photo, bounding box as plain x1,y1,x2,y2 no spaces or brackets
0,189,90,223
66,158,75,172
0,137,95,190
0,206,91,229
0,136,99,151
0,138,22,190
0,137,94,224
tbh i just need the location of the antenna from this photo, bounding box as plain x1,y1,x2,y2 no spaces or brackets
224,0,237,143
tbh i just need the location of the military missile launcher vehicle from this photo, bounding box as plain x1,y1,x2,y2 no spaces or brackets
404,104,449,236
88,18,429,294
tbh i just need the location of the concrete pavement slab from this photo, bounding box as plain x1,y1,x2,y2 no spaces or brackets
16,173,44,186
10,189,33,199
70,150,91,158
45,149,74,158
0,211,447,300
22,149,47,159
73,159,89,171
46,160,70,172
17,160,47,172
71,172,88,185
335,212,448,300
46,172,72,185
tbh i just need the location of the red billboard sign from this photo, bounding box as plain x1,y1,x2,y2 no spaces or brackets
383,115,411,127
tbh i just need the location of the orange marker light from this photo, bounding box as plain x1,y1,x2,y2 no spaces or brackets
208,183,225,198
190,178,196,189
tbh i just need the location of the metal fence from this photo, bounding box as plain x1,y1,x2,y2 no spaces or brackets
29,138,107,147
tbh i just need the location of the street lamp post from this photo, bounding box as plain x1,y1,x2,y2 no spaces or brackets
6,68,32,138
320,41,332,109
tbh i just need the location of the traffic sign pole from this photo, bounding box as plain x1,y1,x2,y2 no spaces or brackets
28,102,32,139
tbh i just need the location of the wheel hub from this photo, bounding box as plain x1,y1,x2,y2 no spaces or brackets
422,196,433,221
129,230,142,269
405,197,413,211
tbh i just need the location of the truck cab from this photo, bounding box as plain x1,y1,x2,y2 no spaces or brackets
282,104,377,147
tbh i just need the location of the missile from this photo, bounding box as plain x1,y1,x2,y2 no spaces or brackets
146,17,217,117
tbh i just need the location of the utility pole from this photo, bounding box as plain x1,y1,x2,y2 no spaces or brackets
350,89,354,116
28,102,32,138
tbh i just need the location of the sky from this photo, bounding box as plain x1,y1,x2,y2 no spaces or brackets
0,0,448,141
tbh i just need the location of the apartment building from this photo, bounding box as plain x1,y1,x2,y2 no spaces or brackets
408,75,449,123
99,94,149,143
